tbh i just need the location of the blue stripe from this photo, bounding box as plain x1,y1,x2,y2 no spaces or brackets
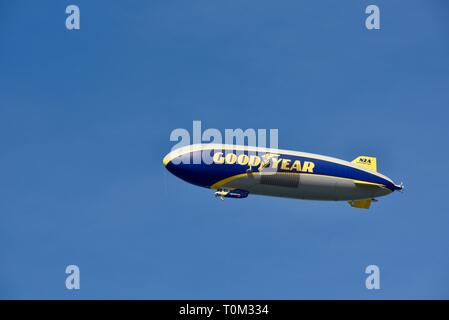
165,149,396,191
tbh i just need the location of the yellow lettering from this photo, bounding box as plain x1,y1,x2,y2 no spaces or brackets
248,155,261,167
271,157,282,168
213,152,224,164
290,160,302,171
237,154,249,165
225,153,237,164
280,159,291,170
302,161,315,173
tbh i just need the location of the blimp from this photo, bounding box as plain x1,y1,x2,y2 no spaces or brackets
162,144,403,209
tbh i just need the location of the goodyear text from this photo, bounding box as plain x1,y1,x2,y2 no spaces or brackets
212,152,315,173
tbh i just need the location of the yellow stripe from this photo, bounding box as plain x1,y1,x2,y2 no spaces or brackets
353,180,385,188
210,173,252,189
162,155,171,166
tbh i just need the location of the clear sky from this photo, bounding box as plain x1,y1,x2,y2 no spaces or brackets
1,0,448,299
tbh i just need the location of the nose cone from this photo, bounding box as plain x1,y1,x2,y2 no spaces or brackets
162,151,174,167
162,152,183,178
162,151,210,188
164,158,182,177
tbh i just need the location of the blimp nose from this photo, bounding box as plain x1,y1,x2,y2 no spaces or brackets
164,159,181,176
163,152,182,176
163,149,215,188
163,151,203,187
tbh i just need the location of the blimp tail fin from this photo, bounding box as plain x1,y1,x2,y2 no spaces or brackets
351,156,377,171
348,199,372,209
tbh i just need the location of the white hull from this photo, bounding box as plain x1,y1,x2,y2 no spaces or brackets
220,172,392,201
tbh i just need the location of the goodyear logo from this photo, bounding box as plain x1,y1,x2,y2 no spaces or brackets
212,152,315,173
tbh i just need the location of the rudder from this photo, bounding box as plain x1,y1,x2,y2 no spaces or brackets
348,199,372,209
352,156,377,171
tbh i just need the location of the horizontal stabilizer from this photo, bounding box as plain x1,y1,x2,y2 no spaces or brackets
348,199,372,209
353,180,385,188
352,156,377,171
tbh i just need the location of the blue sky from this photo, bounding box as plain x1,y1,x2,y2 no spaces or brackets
1,0,448,299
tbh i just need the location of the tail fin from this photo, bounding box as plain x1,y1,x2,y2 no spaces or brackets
352,156,377,171
348,199,372,209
